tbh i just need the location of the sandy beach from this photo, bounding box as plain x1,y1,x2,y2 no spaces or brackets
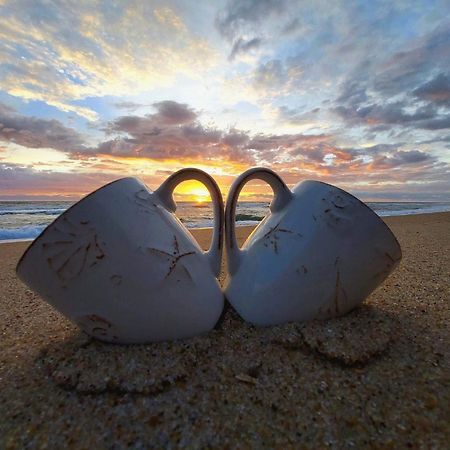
0,212,449,448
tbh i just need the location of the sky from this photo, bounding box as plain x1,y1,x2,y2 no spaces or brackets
0,0,450,202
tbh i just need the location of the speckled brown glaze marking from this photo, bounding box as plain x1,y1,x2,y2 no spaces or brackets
320,191,357,231
260,221,303,254
146,235,196,279
42,218,105,282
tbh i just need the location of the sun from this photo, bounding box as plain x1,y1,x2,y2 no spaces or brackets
174,181,211,203
190,188,210,203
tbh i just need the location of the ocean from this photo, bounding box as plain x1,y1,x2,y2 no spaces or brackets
1,199,450,242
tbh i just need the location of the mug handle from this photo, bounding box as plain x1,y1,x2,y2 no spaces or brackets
155,168,224,277
225,167,293,275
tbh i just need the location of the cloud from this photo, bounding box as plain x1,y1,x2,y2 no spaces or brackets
334,101,450,130
282,18,303,36
0,1,216,120
106,101,197,135
0,102,89,152
413,72,450,105
253,59,287,89
0,163,117,197
278,106,321,125
215,0,285,40
95,125,250,164
229,37,262,60
216,3,450,140
1,92,450,201
373,23,450,98
367,150,434,170
91,105,448,195
151,101,198,125
86,102,340,166
332,23,450,132
270,145,450,200
0,161,173,199
113,101,148,111
216,0,289,59
96,101,227,161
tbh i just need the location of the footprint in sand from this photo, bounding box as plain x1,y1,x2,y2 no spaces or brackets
300,304,395,366
37,334,211,395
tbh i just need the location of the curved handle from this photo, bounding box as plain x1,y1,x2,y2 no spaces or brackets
155,168,224,277
225,167,293,275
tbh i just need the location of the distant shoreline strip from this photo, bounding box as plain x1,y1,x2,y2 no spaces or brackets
2,209,450,243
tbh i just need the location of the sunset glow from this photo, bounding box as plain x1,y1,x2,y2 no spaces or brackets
0,1,449,201
174,181,212,203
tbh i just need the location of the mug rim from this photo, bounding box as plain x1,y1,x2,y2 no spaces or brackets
299,179,402,256
16,177,136,274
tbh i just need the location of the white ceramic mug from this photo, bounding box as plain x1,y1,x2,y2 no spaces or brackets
224,167,402,326
16,168,224,343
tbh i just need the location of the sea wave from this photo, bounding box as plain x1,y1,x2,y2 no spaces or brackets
372,203,450,216
183,221,215,229
183,220,261,229
235,213,265,222
0,225,46,241
0,208,67,216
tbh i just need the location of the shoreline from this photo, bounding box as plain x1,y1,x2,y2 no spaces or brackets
1,210,449,245
1,212,449,447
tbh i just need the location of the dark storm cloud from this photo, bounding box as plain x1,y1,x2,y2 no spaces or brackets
0,103,88,152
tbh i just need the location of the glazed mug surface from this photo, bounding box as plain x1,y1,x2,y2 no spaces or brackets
224,167,402,326
17,168,224,343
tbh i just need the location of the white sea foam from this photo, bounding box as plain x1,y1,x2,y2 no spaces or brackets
0,225,46,241
0,208,66,216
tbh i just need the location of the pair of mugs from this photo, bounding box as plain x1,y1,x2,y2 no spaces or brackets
17,167,402,344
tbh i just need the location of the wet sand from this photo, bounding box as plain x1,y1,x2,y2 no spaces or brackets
0,213,449,448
